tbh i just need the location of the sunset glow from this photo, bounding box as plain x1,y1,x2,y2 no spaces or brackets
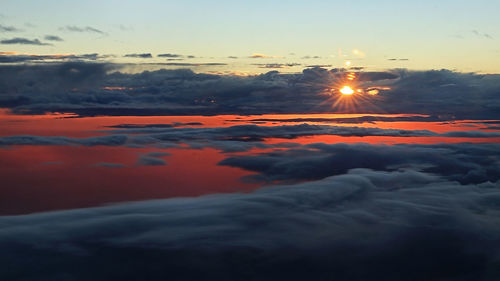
340,86,355,95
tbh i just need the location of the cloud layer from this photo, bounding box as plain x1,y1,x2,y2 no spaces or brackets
0,63,498,119
1,168,499,280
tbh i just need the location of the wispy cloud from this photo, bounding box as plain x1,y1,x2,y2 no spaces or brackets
0,24,22,32
252,63,301,69
59,25,107,35
162,62,227,66
301,55,321,59
249,53,283,59
44,35,63,41
472,29,493,39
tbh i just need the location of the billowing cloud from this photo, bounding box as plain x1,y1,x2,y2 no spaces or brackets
0,63,499,119
0,168,499,280
219,142,500,184
0,37,51,45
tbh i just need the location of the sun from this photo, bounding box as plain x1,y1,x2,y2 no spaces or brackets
340,86,354,95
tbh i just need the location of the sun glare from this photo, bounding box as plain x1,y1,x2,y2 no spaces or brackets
340,86,354,95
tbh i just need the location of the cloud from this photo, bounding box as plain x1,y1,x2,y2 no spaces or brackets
0,53,109,63
0,134,128,147
219,142,500,184
0,168,499,280
59,25,106,35
252,63,301,69
0,37,51,45
235,115,439,124
0,63,499,119
124,53,153,58
249,53,283,59
301,55,321,59
136,152,169,166
305,64,332,68
0,24,22,32
44,35,63,41
106,122,203,129
162,62,227,66
158,53,183,58
3,122,499,156
472,30,493,39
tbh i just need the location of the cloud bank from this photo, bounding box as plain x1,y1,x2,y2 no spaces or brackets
0,63,498,119
1,168,499,280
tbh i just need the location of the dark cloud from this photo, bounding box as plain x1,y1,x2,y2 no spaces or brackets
124,53,153,58
0,37,51,45
219,142,500,184
44,35,63,41
2,123,499,155
59,25,106,35
158,53,183,58
0,134,127,147
106,122,203,129
102,123,441,142
0,53,108,63
0,24,22,32
236,115,440,124
0,63,499,119
136,152,168,166
0,168,499,281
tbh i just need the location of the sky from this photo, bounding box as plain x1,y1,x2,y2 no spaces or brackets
1,2,500,280
1,0,500,73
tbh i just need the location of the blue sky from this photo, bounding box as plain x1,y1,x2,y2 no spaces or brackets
1,0,499,72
